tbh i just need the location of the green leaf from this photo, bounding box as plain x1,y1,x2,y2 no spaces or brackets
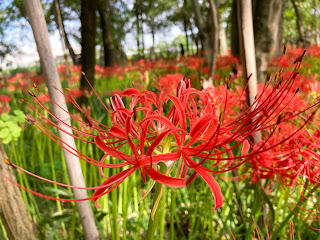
0,120,5,128
0,128,9,139
2,135,12,144
13,110,26,123
11,127,22,138
1,113,11,121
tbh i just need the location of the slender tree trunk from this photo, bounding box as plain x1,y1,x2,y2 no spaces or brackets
291,0,305,46
53,0,78,65
231,0,240,56
80,0,96,99
141,15,145,58
53,0,71,78
99,41,104,65
0,142,35,240
208,0,218,80
97,0,114,67
190,23,199,56
135,1,141,57
219,11,228,56
24,1,99,239
253,0,284,82
183,15,189,55
238,0,258,107
238,1,265,233
191,0,210,58
151,20,155,47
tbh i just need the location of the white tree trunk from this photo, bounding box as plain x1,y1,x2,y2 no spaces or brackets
24,1,99,239
219,11,228,56
238,0,258,107
208,0,219,81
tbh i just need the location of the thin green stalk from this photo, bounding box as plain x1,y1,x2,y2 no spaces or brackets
169,190,176,240
271,182,315,240
188,193,200,240
69,204,77,240
48,142,67,238
122,170,128,240
159,186,167,240
145,163,167,240
111,166,120,240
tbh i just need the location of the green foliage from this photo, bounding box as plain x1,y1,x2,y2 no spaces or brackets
6,65,41,76
283,0,319,45
0,110,25,144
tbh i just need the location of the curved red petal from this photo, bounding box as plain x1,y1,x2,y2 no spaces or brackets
145,167,186,188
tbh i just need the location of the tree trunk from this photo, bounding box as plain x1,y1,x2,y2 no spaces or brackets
53,0,71,78
190,22,199,56
97,0,114,67
218,10,228,56
183,15,190,55
191,0,210,59
208,0,218,80
80,0,96,98
24,1,99,239
237,0,258,109
253,0,284,82
135,1,141,58
141,14,145,58
291,0,305,46
151,18,155,48
53,0,78,65
0,142,35,240
231,0,240,56
238,0,264,232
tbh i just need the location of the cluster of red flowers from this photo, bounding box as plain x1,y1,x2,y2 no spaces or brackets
6,49,320,220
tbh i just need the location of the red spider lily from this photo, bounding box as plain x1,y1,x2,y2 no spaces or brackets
5,49,320,214
158,73,184,95
0,95,11,103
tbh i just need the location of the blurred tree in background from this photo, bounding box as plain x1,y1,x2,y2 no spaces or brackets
1,0,319,81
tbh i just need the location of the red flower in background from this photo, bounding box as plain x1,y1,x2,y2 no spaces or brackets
158,73,184,95
0,95,11,103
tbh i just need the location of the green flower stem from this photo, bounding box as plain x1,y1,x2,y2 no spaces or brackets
111,166,120,240
169,190,176,240
145,163,167,240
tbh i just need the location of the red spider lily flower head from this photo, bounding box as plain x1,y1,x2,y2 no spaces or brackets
6,50,320,216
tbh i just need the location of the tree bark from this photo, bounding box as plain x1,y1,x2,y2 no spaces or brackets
24,1,99,239
238,1,264,232
191,0,210,59
218,10,228,56
97,0,114,67
141,14,145,58
231,0,240,56
151,21,155,47
53,0,78,66
80,0,96,96
208,0,218,80
291,0,305,46
253,0,284,82
238,0,258,108
183,14,189,55
53,0,71,78
0,142,35,240
134,0,141,57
